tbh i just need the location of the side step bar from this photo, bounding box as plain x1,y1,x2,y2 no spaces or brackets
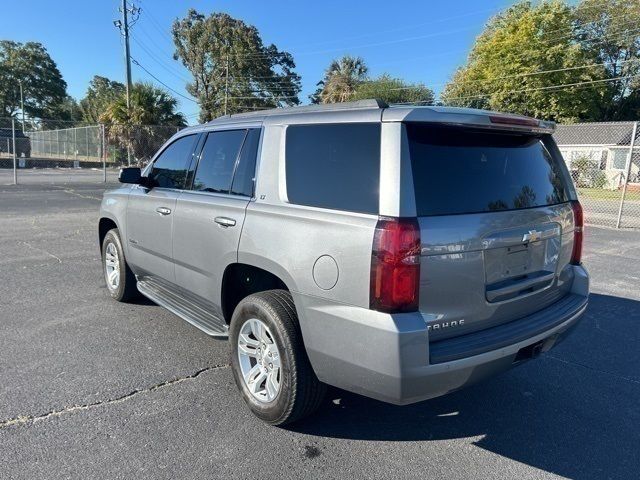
137,277,229,338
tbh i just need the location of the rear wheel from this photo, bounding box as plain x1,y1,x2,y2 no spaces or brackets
230,290,325,425
102,228,138,302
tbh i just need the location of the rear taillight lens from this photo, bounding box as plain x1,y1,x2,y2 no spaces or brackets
370,217,421,313
571,200,584,265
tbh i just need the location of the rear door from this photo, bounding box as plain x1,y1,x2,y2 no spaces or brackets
172,127,261,310
405,123,577,341
126,133,199,282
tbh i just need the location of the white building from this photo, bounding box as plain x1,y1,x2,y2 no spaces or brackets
553,121,639,190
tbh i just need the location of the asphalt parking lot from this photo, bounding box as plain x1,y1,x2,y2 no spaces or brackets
1,178,639,480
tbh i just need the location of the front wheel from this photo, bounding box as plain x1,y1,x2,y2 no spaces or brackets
102,228,138,302
230,290,326,425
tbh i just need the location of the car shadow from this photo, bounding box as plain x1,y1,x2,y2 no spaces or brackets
288,293,640,479
129,295,156,306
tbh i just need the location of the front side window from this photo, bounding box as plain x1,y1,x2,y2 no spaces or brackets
285,123,381,214
193,129,247,193
149,134,197,189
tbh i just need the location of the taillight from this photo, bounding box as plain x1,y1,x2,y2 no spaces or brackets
489,115,540,128
370,217,421,313
571,200,584,265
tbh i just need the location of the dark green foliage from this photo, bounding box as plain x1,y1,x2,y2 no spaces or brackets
172,10,301,122
0,40,69,119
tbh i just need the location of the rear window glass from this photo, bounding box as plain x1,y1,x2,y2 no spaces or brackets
285,123,380,214
406,124,569,216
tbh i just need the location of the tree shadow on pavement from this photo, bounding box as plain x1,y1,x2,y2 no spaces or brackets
289,293,640,480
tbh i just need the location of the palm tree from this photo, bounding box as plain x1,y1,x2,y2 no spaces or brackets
101,82,186,127
101,82,186,163
312,56,368,104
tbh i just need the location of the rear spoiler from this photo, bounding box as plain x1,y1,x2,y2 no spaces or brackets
383,106,556,135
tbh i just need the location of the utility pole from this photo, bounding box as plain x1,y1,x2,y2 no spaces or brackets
113,1,139,109
114,1,139,166
121,0,133,111
224,54,229,116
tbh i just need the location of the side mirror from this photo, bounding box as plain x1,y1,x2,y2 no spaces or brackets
119,167,142,184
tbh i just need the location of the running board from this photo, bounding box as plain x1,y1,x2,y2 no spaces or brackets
137,277,229,338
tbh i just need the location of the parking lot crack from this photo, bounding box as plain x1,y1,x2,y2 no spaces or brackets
546,355,640,385
20,240,62,264
53,186,102,201
0,364,230,430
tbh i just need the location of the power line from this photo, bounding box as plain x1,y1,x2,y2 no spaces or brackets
182,9,640,62
374,25,640,94
136,5,498,62
131,58,299,104
137,0,176,46
274,7,502,51
130,34,191,83
386,57,640,92
436,73,640,104
131,57,198,102
131,25,302,89
127,4,640,116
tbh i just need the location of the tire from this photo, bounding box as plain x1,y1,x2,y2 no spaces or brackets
102,228,138,302
229,289,326,425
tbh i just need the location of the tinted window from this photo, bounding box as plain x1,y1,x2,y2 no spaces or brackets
285,123,380,214
231,128,260,197
149,135,197,189
407,124,569,216
193,130,246,193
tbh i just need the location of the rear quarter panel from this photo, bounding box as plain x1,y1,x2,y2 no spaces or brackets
238,122,378,308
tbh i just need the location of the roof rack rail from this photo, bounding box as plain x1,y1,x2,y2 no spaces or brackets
208,99,389,123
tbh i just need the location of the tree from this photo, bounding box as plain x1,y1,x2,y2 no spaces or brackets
351,74,435,105
311,56,368,104
0,41,69,119
80,76,125,123
60,96,83,122
574,0,640,120
100,82,186,162
441,1,607,122
172,10,301,122
37,95,83,128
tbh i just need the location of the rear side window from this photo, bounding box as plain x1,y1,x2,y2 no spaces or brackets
406,124,569,216
149,134,197,189
193,129,247,193
285,123,380,214
231,128,261,197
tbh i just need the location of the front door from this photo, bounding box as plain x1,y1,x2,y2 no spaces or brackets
172,128,261,311
126,133,199,282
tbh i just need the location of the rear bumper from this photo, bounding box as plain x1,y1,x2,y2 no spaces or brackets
294,265,588,405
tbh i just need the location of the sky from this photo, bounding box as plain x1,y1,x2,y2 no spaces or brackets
3,0,522,124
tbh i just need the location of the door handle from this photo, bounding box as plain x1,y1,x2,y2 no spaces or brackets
214,216,236,227
156,207,172,216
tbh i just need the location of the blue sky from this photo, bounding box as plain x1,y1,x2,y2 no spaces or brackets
4,0,520,123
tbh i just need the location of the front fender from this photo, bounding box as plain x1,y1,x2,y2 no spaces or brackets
99,185,131,256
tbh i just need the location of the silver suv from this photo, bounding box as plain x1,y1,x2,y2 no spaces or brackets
99,99,588,425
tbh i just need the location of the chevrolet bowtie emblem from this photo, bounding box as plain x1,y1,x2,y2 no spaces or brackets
522,230,543,243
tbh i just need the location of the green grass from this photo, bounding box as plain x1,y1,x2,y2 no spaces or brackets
577,187,640,201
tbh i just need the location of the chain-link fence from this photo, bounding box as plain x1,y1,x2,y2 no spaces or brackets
554,121,640,229
0,117,183,184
